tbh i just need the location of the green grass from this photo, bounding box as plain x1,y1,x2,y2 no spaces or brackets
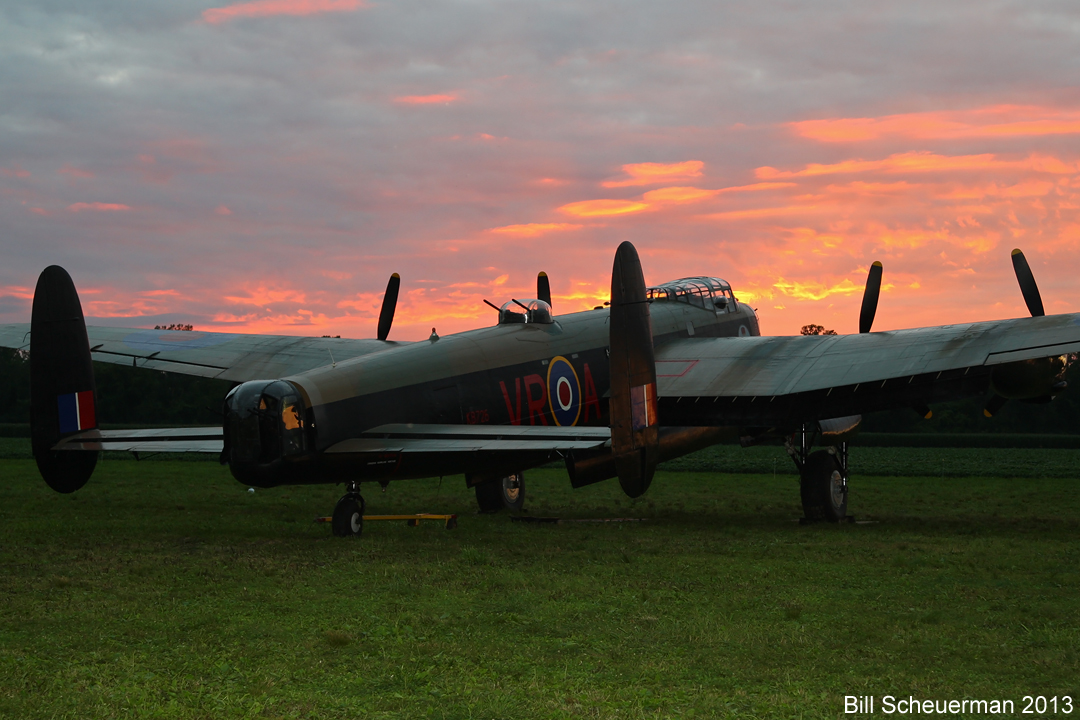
1,460,1079,718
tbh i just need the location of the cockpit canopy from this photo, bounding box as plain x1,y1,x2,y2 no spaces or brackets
646,277,736,312
498,299,553,325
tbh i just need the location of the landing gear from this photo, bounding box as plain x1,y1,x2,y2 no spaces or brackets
475,472,526,513
800,450,847,522
332,482,365,537
787,425,848,523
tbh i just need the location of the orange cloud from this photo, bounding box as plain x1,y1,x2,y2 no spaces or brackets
772,278,865,302
394,94,457,105
202,0,364,24
791,106,1080,142
558,199,650,217
224,286,308,307
701,205,817,221
602,160,704,188
488,223,583,237
67,202,131,212
756,152,1077,179
642,186,716,203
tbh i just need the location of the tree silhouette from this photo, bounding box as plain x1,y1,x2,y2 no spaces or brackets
800,324,837,336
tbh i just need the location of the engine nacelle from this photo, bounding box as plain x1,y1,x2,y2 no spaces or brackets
566,426,737,488
990,356,1069,400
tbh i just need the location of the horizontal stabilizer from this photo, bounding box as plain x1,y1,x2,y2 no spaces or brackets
53,427,223,454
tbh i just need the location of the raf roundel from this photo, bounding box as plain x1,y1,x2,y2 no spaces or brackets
546,356,581,426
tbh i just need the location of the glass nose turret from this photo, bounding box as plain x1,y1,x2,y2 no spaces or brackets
223,379,309,486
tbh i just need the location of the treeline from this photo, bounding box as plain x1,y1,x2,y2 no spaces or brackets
2,347,1079,432
0,349,232,425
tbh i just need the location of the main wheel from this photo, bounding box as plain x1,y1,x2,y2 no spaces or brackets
474,472,526,513
800,450,847,522
332,495,365,537
475,480,503,513
501,472,525,511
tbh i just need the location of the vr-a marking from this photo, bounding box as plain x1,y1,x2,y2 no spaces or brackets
499,357,602,426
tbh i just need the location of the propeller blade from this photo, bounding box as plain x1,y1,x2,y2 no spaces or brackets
377,273,400,341
983,393,1008,418
1010,249,1044,317
858,261,883,334
537,271,551,308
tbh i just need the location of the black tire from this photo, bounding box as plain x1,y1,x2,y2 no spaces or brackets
501,472,525,511
475,472,526,513
332,495,365,537
800,450,847,522
475,480,503,513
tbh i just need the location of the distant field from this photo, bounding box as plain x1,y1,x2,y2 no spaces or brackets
1,459,1078,718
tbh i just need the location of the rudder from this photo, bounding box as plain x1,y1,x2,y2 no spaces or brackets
30,266,98,493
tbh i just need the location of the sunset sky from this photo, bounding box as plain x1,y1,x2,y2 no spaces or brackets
2,0,1079,340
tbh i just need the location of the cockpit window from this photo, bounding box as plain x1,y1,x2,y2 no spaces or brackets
499,299,553,325
646,277,735,312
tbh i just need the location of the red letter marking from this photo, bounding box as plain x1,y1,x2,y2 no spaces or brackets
499,378,522,425
523,374,549,425
582,363,601,423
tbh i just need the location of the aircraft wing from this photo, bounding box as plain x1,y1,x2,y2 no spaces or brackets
327,423,611,454
655,313,1080,426
0,323,402,382
51,423,610,456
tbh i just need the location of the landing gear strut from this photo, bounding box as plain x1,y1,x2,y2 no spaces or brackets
787,424,848,523
475,472,526,513
332,481,365,537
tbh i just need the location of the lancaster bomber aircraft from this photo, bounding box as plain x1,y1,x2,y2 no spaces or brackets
1,242,1077,535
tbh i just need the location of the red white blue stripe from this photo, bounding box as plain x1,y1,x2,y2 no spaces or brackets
57,391,96,434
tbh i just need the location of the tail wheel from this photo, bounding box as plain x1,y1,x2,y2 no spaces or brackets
332,494,365,537
475,472,526,513
800,450,847,522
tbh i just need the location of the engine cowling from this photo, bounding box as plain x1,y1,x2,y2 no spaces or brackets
989,356,1069,400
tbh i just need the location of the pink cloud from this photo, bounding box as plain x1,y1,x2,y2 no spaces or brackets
558,199,651,217
203,0,365,24
394,94,458,105
1,165,30,178
59,165,94,178
67,202,132,212
488,223,583,237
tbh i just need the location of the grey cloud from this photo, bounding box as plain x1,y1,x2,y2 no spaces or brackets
2,0,1078,325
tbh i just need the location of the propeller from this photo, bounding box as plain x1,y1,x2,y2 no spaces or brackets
857,261,934,419
1010,248,1044,317
377,273,400,341
537,271,552,308
858,261,883,334
984,249,1057,417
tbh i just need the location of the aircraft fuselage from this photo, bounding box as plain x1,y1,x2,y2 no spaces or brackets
224,288,759,487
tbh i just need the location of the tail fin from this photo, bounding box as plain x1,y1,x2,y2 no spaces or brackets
30,266,98,493
608,242,658,498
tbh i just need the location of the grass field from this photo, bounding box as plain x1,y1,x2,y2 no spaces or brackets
2,458,1079,718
